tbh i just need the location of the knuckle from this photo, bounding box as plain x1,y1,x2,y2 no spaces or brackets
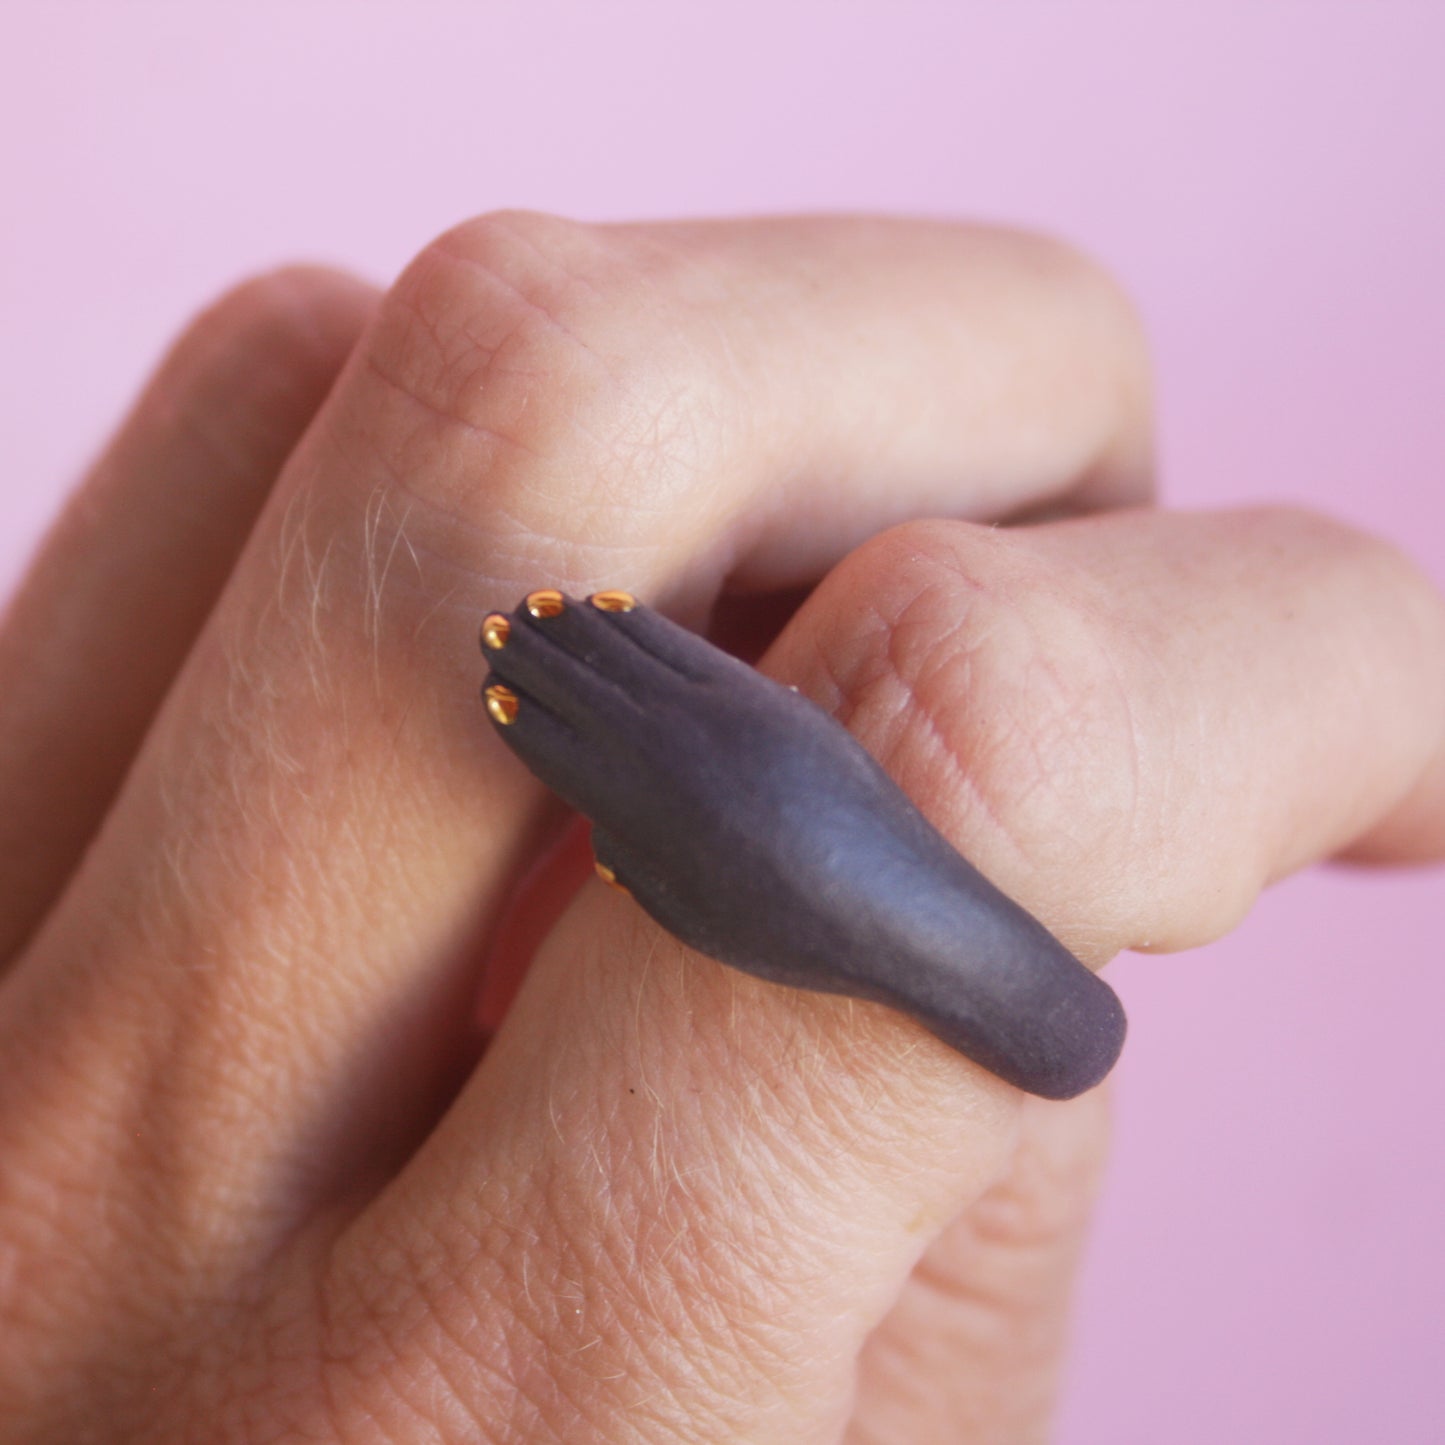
1046,230,1144,327
137,265,372,492
1003,230,1154,499
177,265,371,377
374,210,609,435
1013,228,1149,368
363,210,732,569
964,1091,1112,1255
801,519,1146,917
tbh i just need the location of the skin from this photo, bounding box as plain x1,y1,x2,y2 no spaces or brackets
0,212,1441,1444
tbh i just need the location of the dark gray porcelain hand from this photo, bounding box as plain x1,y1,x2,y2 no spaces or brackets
481,589,1125,1099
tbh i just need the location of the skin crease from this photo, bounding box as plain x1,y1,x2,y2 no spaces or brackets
0,212,1440,1445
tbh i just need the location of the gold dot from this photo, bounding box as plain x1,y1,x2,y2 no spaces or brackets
594,859,630,895
485,683,520,725
480,613,511,650
589,589,637,613
525,589,565,619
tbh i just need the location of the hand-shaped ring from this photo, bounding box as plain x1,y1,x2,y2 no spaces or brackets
480,589,1126,1100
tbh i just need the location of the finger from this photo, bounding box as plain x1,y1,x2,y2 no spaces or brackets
0,266,377,963
1341,730,1445,862
846,1089,1111,1445
347,505,1445,1442
1,213,1154,1251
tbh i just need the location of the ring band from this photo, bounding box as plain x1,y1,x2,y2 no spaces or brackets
478,590,1125,1099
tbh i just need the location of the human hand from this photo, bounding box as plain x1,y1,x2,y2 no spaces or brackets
1,213,1441,1443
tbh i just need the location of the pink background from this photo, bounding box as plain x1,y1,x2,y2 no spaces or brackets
4,5,1442,1439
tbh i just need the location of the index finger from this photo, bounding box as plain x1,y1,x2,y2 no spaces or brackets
5,212,1154,1232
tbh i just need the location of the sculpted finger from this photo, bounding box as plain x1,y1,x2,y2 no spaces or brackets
0,210,1153,1283
339,505,1444,1442
0,266,376,965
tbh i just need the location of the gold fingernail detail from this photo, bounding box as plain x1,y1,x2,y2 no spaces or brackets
589,589,637,613
594,859,630,894
480,613,511,650
525,589,565,619
485,683,520,725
